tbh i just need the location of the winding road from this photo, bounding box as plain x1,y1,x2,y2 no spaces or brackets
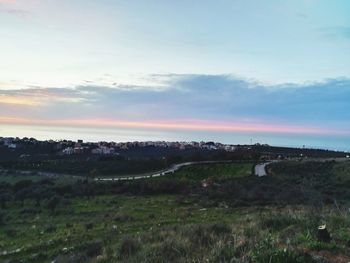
94,160,233,181
254,160,281,177
254,163,268,177
95,160,278,181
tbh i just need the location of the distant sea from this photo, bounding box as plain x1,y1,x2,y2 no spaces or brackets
1,124,349,152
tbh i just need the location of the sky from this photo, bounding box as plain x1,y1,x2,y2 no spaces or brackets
0,0,350,150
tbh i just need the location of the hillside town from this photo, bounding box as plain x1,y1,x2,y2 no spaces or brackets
0,137,237,156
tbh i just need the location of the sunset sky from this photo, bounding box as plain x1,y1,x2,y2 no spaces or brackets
1,0,350,150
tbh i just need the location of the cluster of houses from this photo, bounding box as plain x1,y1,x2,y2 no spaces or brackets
112,141,236,151
60,141,116,155
60,140,236,155
0,137,237,156
0,137,38,149
1,137,350,159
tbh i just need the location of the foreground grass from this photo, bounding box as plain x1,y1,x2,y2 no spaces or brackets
1,193,350,262
0,194,240,262
2,160,350,262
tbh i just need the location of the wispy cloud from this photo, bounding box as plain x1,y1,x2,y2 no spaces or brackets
0,117,347,136
0,74,350,136
0,87,86,106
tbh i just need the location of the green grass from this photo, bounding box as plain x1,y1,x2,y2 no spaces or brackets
2,161,350,262
2,194,350,262
173,162,253,181
0,194,242,262
332,161,350,182
0,173,83,185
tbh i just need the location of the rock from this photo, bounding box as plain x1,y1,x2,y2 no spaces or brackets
317,224,331,243
96,255,104,261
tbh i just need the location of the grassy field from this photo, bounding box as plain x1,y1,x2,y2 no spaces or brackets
1,161,350,262
0,194,238,261
0,173,82,185
173,162,253,181
2,195,350,262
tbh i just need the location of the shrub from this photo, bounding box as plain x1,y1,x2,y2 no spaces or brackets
258,213,300,231
251,235,315,263
0,209,6,225
54,252,85,263
20,208,41,214
29,252,48,262
45,224,57,233
187,223,231,248
188,224,214,247
85,222,94,230
154,237,188,261
85,240,103,257
207,222,231,235
210,242,235,262
114,214,134,222
305,240,338,251
243,226,256,239
47,195,61,213
4,227,18,237
119,236,140,258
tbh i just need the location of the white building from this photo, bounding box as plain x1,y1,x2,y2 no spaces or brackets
91,146,115,155
62,147,74,155
8,143,17,149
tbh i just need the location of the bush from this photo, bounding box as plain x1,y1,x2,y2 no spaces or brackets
47,195,61,213
305,240,338,251
45,224,57,233
4,227,18,237
207,222,231,235
0,209,6,225
54,252,85,263
251,235,315,263
85,240,103,257
211,243,236,262
20,208,41,214
154,237,188,261
258,213,300,231
119,236,140,258
114,214,134,222
85,222,94,230
187,223,231,247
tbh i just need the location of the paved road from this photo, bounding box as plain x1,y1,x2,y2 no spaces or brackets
254,163,268,177
253,157,350,177
94,160,233,182
254,160,280,177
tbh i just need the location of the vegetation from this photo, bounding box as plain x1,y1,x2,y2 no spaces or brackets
173,162,252,181
0,158,167,176
0,160,350,262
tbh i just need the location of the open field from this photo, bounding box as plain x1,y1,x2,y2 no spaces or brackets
2,195,350,262
0,173,82,185
172,162,252,181
1,161,350,262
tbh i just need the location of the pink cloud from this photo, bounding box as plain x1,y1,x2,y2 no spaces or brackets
0,116,349,136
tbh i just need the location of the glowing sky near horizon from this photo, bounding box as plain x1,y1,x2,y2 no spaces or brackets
0,0,350,149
